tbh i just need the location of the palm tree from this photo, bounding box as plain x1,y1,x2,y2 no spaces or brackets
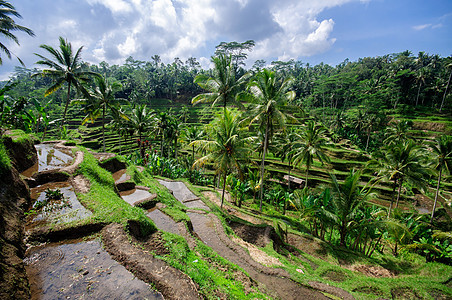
76,76,127,152
246,69,296,211
440,63,452,112
192,53,250,109
383,120,414,146
275,128,298,191
330,170,374,247
430,135,452,222
128,104,155,157
33,37,100,133
291,121,330,188
371,141,430,216
0,1,34,65
192,108,251,209
182,125,203,163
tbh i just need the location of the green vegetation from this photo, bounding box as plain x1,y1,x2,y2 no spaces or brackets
1,25,451,298
76,148,157,235
0,139,10,175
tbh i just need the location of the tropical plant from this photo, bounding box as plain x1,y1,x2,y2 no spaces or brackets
76,75,127,152
128,104,155,157
370,141,431,216
429,135,452,222
291,121,330,187
330,170,374,247
274,128,298,191
192,108,252,208
192,53,250,109
33,37,100,134
0,0,34,65
246,68,296,211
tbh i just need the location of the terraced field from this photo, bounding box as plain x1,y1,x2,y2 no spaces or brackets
42,100,452,213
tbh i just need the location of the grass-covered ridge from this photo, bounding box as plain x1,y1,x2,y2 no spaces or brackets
75,148,157,235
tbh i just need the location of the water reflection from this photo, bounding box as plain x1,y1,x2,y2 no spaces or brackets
25,238,163,300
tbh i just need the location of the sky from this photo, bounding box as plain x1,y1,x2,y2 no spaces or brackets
0,0,451,80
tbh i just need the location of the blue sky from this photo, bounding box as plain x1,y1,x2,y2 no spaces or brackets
1,0,451,80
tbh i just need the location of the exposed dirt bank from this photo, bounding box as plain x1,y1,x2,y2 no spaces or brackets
0,133,36,299
102,223,201,300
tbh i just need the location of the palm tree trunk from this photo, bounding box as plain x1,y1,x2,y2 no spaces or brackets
192,145,195,163
221,172,227,209
139,132,143,158
440,69,451,112
60,82,71,138
305,167,309,188
388,178,397,217
365,129,371,151
431,167,443,223
259,122,269,212
102,105,106,152
416,82,421,106
288,160,292,191
368,233,382,257
395,178,403,208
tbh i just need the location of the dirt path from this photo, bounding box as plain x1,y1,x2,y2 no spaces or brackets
159,180,328,300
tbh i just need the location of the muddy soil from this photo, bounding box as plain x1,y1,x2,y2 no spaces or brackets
188,211,328,300
146,207,179,234
102,223,200,300
25,237,163,300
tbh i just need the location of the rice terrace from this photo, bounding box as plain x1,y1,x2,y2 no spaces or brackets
0,1,451,299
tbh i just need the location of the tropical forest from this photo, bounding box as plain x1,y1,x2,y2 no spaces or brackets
0,1,451,299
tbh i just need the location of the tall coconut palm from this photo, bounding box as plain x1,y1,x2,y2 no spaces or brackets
383,120,414,146
0,0,34,65
182,125,203,163
275,128,298,191
191,108,251,209
330,170,374,247
33,37,99,133
371,141,430,217
430,135,452,222
192,53,250,109
291,121,330,188
76,76,127,152
129,104,155,157
247,69,296,211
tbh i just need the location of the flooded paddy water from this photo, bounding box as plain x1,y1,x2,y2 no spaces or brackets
25,238,163,300
23,143,163,299
22,143,73,177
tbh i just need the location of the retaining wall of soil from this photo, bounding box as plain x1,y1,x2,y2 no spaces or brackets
0,132,36,299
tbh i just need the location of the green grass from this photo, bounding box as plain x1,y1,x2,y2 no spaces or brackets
150,231,267,299
127,165,190,222
75,148,157,235
0,139,11,176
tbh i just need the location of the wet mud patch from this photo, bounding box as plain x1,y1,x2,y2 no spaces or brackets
142,231,170,256
391,287,422,300
25,237,162,300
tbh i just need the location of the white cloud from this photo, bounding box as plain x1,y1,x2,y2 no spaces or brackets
413,24,432,31
0,0,368,78
86,0,133,14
